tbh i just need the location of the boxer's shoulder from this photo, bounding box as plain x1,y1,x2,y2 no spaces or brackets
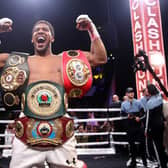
0,53,9,60
0,53,9,68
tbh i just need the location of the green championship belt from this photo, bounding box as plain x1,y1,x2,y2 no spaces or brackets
23,81,66,120
0,52,29,109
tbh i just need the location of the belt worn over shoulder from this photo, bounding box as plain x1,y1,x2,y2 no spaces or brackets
15,116,74,147
0,52,29,109
62,50,92,98
22,81,66,120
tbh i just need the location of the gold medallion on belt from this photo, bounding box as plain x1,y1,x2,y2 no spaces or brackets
27,83,62,117
66,59,91,86
0,67,27,91
26,119,63,146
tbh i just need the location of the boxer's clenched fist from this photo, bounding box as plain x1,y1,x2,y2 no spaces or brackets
0,18,13,33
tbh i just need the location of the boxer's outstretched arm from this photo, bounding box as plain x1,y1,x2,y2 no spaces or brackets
76,14,107,66
0,18,13,68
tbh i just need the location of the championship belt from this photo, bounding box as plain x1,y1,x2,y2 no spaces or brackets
23,81,66,120
15,116,74,147
62,50,92,97
0,52,29,109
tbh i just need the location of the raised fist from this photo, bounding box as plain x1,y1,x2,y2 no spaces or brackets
0,18,13,33
76,14,100,41
76,14,92,31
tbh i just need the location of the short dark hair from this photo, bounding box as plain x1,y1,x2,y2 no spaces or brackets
147,84,159,96
126,87,134,93
32,20,55,38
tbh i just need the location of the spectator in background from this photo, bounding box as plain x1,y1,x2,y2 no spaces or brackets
110,94,121,108
76,124,88,148
145,84,168,168
87,112,99,147
140,88,149,112
108,94,122,151
121,87,147,168
139,87,156,161
163,97,168,155
112,94,120,102
123,95,128,102
109,94,121,118
87,112,98,132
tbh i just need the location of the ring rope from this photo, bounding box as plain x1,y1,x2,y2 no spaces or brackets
0,134,14,137
74,117,127,123
0,131,127,138
0,141,131,149
67,108,120,112
75,132,127,136
0,120,14,124
0,116,127,124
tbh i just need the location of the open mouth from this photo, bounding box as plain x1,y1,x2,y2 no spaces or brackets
37,36,46,43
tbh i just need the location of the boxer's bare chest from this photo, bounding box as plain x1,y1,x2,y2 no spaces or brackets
27,56,63,85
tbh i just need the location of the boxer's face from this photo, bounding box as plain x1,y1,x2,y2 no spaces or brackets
32,23,54,53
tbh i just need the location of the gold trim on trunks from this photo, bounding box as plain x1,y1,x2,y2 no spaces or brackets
27,83,61,117
66,59,91,86
0,67,27,91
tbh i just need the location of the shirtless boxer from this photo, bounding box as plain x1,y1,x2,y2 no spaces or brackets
0,15,107,168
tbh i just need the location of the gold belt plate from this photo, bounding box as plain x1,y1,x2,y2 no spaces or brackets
1,67,27,91
27,83,62,117
66,59,90,86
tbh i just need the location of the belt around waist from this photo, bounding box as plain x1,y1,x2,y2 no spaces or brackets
15,116,74,147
